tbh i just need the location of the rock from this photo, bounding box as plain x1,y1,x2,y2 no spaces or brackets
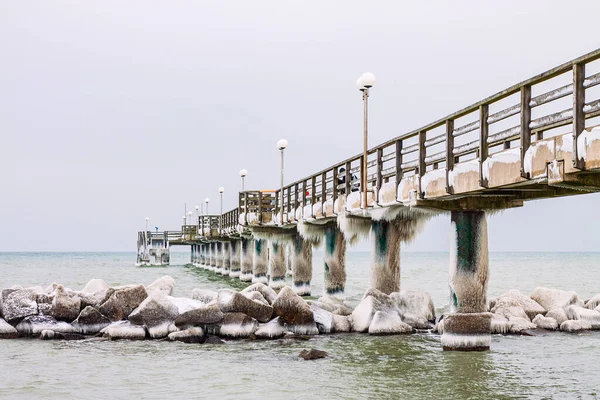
40,329,55,340
491,304,530,321
433,317,444,334
146,276,175,296
208,312,258,338
390,290,436,322
585,294,600,310
26,286,45,295
317,296,354,316
40,330,85,340
204,336,225,344
306,300,336,313
242,291,269,306
51,285,81,322
332,314,352,333
81,279,110,297
0,318,18,339
564,305,600,329
102,321,147,340
1,289,38,323
298,349,328,360
35,293,54,316
532,314,559,330
508,317,536,334
128,294,180,338
351,296,385,333
401,312,431,330
241,283,277,305
168,327,206,343
490,314,510,334
362,288,397,311
530,287,582,311
255,317,286,339
190,289,218,304
217,289,273,323
174,303,224,329
546,308,568,326
272,286,315,327
73,291,102,309
169,297,206,314
560,319,592,332
72,306,111,334
98,285,148,321
368,311,413,335
492,289,546,320
310,305,334,333
16,315,78,336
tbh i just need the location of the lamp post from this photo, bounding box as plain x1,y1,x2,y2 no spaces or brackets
277,139,288,225
218,187,224,234
195,205,200,224
239,169,247,191
145,217,149,232
356,72,376,210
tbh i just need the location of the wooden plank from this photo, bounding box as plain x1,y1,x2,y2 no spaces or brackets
573,62,586,169
294,183,299,211
376,148,383,195
321,172,326,209
345,161,351,195
287,186,292,214
395,140,403,185
479,104,489,187
520,85,532,178
332,167,338,207
445,119,454,194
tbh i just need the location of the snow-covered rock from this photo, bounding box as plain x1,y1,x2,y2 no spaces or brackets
546,308,568,326
368,311,413,335
217,289,273,323
174,303,224,329
401,312,431,330
310,305,334,333
0,318,18,339
81,279,110,298
128,294,180,338
1,289,38,323
51,285,81,322
332,314,352,333
190,289,218,305
146,276,175,296
102,321,147,340
72,306,111,334
98,285,148,321
491,304,530,321
530,287,582,311
491,314,509,334
390,290,436,322
584,294,600,310
16,315,78,336
532,314,558,330
508,317,536,333
560,320,592,332
351,296,392,333
491,289,546,320
272,286,316,332
241,283,277,305
255,317,286,339
210,312,258,338
242,291,269,305
168,327,205,343
565,305,600,329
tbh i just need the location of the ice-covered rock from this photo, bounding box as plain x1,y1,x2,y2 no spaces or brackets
317,295,354,316
241,283,277,305
174,303,224,329
36,293,54,316
492,304,530,321
16,315,78,336
532,314,558,330
490,314,509,334
98,285,148,321
210,312,259,338
331,314,351,332
584,294,600,310
560,319,592,332
546,308,568,326
368,311,413,335
39,330,85,341
272,286,316,330
168,297,205,314
241,291,269,306
390,290,436,322
255,317,286,339
146,276,175,296
168,327,205,343
51,285,81,322
0,318,18,339
217,289,273,323
72,306,111,334
361,288,398,311
565,305,600,329
81,279,110,297
307,300,336,313
401,312,431,330
351,296,385,333
491,289,546,320
102,321,147,340
1,289,38,323
530,287,582,311
191,289,218,305
310,305,334,333
26,286,45,295
508,317,536,333
128,294,180,338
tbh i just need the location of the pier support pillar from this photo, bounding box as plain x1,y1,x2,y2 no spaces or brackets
215,242,223,274
323,224,346,297
240,237,254,282
441,210,491,351
209,242,217,271
229,240,241,278
370,219,401,294
222,242,231,276
268,242,287,289
290,233,312,296
200,244,206,266
252,239,268,284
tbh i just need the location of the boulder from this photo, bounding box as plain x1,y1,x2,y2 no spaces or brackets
560,319,592,332
530,287,582,311
26,286,45,295
128,294,180,338
546,308,568,326
317,296,354,316
98,285,148,321
36,293,54,316
0,318,18,339
146,276,175,296
507,317,536,334
401,313,431,330
433,317,445,334
72,306,111,334
241,283,277,305
491,305,530,321
332,314,352,333
1,289,38,323
191,289,218,305
368,311,413,335
532,314,559,330
102,321,147,340
298,349,328,360
490,314,510,334
168,327,205,343
585,294,600,310
51,285,81,322
210,312,258,338
217,289,273,323
310,305,334,333
492,289,546,320
174,304,224,329
306,300,336,313
40,330,85,340
564,305,600,329
390,290,436,322
351,296,385,333
242,291,269,306
272,286,315,327
169,297,206,314
16,315,78,336
255,317,286,339
362,288,397,311
81,279,110,297
72,291,102,309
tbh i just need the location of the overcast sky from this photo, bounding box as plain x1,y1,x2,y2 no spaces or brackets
1,0,599,252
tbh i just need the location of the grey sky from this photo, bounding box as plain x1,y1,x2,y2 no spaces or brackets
1,0,599,252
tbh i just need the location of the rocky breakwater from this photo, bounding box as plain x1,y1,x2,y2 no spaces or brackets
0,276,438,343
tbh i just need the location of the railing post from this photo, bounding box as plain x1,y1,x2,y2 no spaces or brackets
376,148,383,199
395,139,403,189
294,183,299,212
287,186,291,215
302,180,307,207
359,155,366,205
275,189,280,222
321,172,326,213
520,85,532,178
479,104,489,187
573,62,586,170
244,192,249,225
418,130,426,198
345,161,351,195
445,119,454,194
258,191,263,225
311,176,316,217
332,167,338,207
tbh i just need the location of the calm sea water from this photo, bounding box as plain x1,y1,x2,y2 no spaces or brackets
0,251,599,399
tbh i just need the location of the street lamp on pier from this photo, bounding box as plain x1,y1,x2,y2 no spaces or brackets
356,72,376,210
218,187,224,234
145,217,149,232
239,169,247,191
205,198,210,215
277,139,288,225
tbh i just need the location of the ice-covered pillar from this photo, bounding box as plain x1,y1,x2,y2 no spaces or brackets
200,244,206,266
323,224,346,296
222,242,231,276
290,233,312,296
442,210,491,351
370,220,401,294
190,245,195,265
229,239,241,278
240,237,254,282
252,238,268,284
268,242,286,289
209,242,217,271
215,242,223,274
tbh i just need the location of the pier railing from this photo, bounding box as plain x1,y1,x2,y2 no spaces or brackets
238,190,276,225
221,208,239,235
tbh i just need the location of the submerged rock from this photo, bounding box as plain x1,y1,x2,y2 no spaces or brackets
51,285,81,322
530,287,582,311
369,311,413,335
241,283,277,305
390,290,436,322
217,289,273,323
146,276,175,296
560,320,592,332
98,285,148,321
40,330,85,341
174,303,224,329
128,294,180,338
72,306,111,334
1,289,38,323
255,317,286,339
102,321,147,340
532,314,559,330
168,327,205,344
0,318,18,339
16,315,78,336
298,348,328,360
191,289,218,305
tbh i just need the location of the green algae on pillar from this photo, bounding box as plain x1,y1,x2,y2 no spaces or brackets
268,242,287,289
229,240,241,278
252,239,268,284
369,219,401,295
323,224,346,296
290,233,312,296
239,237,254,282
